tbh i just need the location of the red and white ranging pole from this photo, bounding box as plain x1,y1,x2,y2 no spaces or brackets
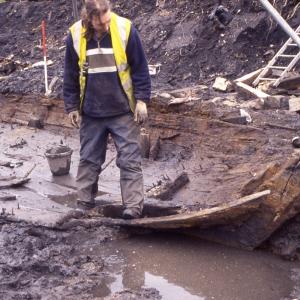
41,20,49,94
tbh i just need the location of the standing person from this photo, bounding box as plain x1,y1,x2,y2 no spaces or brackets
63,0,151,219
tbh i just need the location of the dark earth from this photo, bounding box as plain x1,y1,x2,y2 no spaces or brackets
0,0,299,96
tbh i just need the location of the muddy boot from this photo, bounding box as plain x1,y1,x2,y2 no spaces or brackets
77,200,96,211
122,208,141,220
292,136,300,148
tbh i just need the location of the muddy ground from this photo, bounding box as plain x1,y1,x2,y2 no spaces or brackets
0,91,300,298
1,0,300,299
1,222,300,300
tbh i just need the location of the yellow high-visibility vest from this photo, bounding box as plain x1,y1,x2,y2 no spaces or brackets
69,12,135,113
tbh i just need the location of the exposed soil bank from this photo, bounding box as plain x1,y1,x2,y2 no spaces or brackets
0,0,299,95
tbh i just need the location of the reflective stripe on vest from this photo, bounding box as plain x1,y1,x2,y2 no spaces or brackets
69,13,136,113
69,20,87,112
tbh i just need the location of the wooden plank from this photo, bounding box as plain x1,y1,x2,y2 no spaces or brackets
0,192,16,201
188,157,300,250
98,190,270,229
146,172,190,200
0,177,30,189
235,82,270,99
235,68,263,85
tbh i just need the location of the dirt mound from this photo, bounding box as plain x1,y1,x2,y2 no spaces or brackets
0,0,299,97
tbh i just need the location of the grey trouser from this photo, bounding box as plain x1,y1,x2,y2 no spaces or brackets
76,113,144,213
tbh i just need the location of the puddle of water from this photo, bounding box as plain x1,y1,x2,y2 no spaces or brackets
144,272,204,300
107,271,203,299
100,233,300,300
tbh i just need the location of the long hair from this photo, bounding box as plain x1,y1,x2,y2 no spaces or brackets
81,0,111,41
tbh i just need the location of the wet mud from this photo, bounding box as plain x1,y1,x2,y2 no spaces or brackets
0,221,126,300
0,118,299,299
1,89,300,250
1,224,300,300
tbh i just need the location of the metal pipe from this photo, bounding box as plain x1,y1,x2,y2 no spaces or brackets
259,0,300,48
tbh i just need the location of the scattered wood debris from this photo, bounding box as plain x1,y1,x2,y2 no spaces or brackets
147,172,190,201
0,160,23,168
235,68,263,86
0,176,30,189
9,137,27,148
0,191,17,201
235,81,270,100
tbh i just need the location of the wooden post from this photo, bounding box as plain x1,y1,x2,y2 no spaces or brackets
140,128,150,158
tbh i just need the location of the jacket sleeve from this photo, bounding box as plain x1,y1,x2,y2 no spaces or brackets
63,33,80,113
126,25,151,103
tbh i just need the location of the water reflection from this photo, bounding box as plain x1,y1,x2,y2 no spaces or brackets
109,270,204,300
100,234,297,300
145,272,204,300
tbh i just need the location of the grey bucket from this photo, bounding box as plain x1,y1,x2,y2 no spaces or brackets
45,145,73,176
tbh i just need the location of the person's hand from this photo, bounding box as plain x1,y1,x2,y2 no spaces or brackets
134,100,148,124
68,110,80,128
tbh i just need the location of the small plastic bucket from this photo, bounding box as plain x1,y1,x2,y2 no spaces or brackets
45,145,73,176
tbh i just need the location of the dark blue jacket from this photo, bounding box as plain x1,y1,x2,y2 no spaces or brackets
63,24,151,117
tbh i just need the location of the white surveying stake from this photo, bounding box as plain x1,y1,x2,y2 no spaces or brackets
253,0,300,87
